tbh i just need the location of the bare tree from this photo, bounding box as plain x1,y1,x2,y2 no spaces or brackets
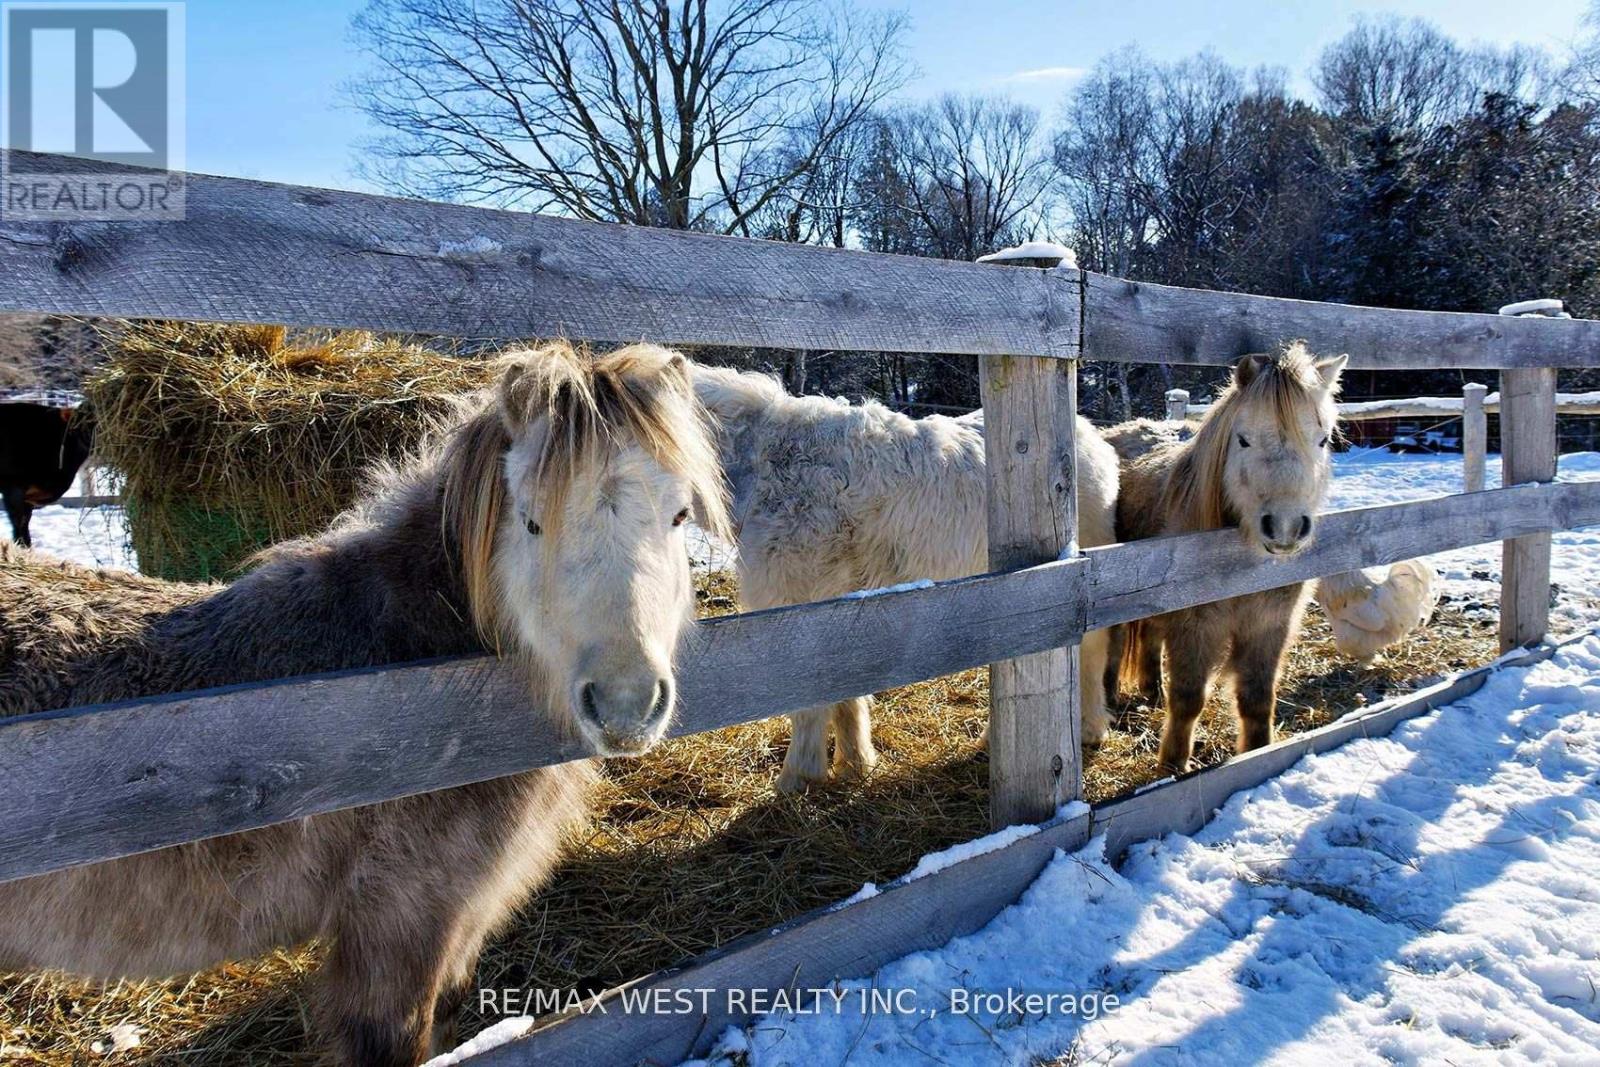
864,95,1052,261
745,111,874,246
1054,50,1157,279
1314,17,1472,130
349,0,908,231
1314,16,1543,133
1562,1,1600,109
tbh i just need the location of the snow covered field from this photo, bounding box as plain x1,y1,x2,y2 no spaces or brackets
687,633,1600,1066
1327,449,1600,634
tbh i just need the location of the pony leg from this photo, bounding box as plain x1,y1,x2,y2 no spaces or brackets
427,921,496,1059
1155,614,1223,776
830,696,878,779
320,905,459,1067
1229,615,1295,753
1080,629,1110,746
777,706,833,793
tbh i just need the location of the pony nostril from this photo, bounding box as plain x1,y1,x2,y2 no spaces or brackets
649,679,672,722
580,681,599,722
1260,514,1275,540
1298,515,1312,540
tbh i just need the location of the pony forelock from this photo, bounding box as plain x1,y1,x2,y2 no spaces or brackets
438,341,730,644
1162,342,1334,531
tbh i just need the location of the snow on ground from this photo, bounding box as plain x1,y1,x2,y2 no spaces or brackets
689,632,1600,1066
1328,449,1600,633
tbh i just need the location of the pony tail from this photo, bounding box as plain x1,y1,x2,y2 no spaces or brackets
438,406,511,649
1117,619,1146,695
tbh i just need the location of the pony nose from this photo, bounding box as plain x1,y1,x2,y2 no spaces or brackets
1259,511,1313,553
578,676,673,754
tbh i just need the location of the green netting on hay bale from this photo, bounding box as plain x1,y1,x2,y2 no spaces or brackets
86,323,498,581
123,497,272,582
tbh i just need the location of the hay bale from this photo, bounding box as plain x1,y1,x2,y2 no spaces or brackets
84,322,496,580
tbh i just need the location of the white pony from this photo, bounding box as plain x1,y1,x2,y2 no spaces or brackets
693,365,1119,792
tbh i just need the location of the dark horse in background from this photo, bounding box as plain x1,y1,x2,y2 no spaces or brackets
0,402,94,546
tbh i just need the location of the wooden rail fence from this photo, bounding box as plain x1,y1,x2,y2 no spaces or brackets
2,151,1600,1062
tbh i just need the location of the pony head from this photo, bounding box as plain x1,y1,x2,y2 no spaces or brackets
441,341,729,756
1168,342,1345,556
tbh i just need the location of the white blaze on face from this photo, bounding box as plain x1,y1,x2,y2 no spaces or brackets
1224,355,1346,557
495,432,697,756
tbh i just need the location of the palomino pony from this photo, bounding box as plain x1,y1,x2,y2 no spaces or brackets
0,343,729,1066
692,365,1119,793
1114,344,1345,774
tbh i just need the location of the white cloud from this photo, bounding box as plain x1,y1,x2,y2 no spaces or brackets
1001,66,1088,84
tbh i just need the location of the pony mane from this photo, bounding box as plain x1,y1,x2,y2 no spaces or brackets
1163,341,1333,532
439,341,730,642
690,363,790,423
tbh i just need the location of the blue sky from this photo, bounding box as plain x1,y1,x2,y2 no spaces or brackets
183,0,1593,192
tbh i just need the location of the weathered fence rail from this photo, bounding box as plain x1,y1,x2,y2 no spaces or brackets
4,151,1599,368
1081,271,1600,369
0,151,1075,358
3,152,1600,1064
4,477,1597,883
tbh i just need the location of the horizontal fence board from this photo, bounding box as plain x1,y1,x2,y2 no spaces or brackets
0,562,1086,884
4,479,1598,883
1084,271,1600,370
477,635,1576,1065
0,151,1072,357
1082,479,1600,631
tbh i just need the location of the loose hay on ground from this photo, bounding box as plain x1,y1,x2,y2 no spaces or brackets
0,573,1501,1065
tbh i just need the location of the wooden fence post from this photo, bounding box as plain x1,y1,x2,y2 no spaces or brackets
977,244,1081,829
1497,302,1561,650
1165,389,1190,422
1462,382,1488,493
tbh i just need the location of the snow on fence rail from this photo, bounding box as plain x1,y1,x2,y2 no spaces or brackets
2,152,1599,1063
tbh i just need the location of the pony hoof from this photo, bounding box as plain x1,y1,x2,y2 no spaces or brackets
775,764,828,794
1081,716,1110,748
1155,758,1191,777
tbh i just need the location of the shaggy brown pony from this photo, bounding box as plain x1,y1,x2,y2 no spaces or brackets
0,342,729,1066
1114,345,1344,774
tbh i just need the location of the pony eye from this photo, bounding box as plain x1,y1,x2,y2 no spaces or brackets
1236,434,1251,449
1319,435,1330,449
525,517,541,536
672,506,691,528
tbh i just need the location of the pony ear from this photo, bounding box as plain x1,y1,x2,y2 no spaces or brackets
497,348,579,435
1233,353,1271,387
496,359,538,434
1315,354,1348,392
